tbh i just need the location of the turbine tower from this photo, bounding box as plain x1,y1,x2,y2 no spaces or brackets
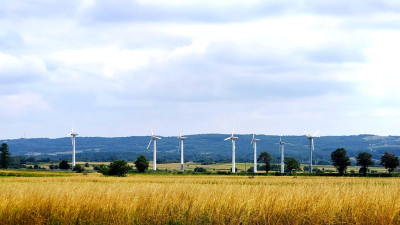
305,130,320,173
279,137,286,173
69,124,78,168
224,127,238,173
177,133,187,172
250,134,260,173
147,126,161,171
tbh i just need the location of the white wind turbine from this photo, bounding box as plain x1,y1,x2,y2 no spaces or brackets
250,134,260,173
69,124,78,168
279,137,286,173
224,127,238,173
305,130,320,173
147,126,161,171
177,133,187,172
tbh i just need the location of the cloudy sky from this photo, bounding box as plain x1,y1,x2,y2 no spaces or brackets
1,0,400,139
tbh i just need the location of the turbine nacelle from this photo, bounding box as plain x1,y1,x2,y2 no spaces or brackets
224,127,238,141
147,126,161,149
250,134,260,145
69,123,78,136
304,130,320,139
178,133,187,140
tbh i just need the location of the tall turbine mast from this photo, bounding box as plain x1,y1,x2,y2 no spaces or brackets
177,133,187,172
69,123,78,168
279,137,286,173
305,130,320,173
147,126,161,171
251,134,260,173
224,127,238,173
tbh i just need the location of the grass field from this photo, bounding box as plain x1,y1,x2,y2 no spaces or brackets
1,170,400,224
60,161,389,174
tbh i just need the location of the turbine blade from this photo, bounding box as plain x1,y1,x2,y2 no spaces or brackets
313,130,320,137
224,137,231,141
251,139,253,145
232,126,235,136
72,123,75,133
150,126,153,136
147,139,153,150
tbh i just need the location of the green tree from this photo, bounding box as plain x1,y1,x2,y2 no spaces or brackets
0,143,11,169
258,152,272,174
108,160,130,177
331,148,351,175
73,164,85,173
285,157,300,175
380,152,399,174
356,152,374,176
59,160,71,170
134,155,149,173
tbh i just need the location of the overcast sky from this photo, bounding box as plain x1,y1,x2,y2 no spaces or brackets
1,0,400,139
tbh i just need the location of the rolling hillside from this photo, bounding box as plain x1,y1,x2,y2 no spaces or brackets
2,134,400,164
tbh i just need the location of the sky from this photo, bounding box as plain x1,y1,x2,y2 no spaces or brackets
1,0,400,139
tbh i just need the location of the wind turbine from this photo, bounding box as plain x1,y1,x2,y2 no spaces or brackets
305,130,320,173
224,127,238,173
177,133,187,172
147,126,161,171
279,137,286,173
250,134,260,173
69,124,78,168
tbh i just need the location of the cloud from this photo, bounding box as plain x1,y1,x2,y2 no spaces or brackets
0,52,47,84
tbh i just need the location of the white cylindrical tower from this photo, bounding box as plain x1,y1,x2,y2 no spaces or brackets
232,140,236,173
180,139,184,172
153,139,157,171
280,144,284,173
253,142,257,173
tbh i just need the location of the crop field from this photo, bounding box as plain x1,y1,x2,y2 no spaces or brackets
1,171,400,224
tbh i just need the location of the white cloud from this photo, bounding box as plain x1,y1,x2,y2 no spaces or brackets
1,0,400,138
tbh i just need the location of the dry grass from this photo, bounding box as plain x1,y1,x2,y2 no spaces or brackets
1,173,400,224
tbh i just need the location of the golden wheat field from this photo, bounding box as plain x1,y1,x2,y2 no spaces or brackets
1,172,400,224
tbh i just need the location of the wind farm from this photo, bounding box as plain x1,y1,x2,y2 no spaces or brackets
2,0,400,224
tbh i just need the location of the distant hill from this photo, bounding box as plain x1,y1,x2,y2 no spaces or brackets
2,134,400,164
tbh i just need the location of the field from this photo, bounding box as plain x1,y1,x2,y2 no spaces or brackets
47,161,389,174
1,171,400,224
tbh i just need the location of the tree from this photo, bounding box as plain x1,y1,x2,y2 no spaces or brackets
285,157,300,175
134,155,149,173
356,152,374,176
258,152,272,174
84,163,90,167
0,143,11,169
59,160,71,170
108,160,130,177
73,164,85,173
194,167,207,173
380,152,399,174
331,148,351,175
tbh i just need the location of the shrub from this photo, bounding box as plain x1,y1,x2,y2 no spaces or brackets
84,163,90,168
134,155,149,173
73,165,85,173
59,160,71,170
108,160,130,177
194,167,207,173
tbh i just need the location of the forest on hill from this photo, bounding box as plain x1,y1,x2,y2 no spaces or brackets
2,134,400,165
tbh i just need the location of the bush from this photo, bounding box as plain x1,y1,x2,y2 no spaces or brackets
194,167,207,173
108,160,130,177
134,155,149,173
84,163,90,167
73,165,85,173
59,160,71,170
98,165,109,175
